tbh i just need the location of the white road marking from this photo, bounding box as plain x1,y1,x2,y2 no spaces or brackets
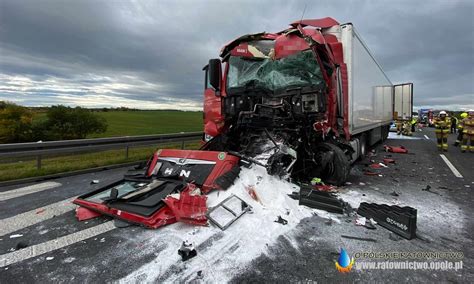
0,182,61,201
424,135,430,140
0,197,76,237
0,221,115,267
440,154,463,178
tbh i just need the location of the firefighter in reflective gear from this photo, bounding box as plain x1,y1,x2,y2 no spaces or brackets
411,117,417,132
460,110,474,152
434,111,451,151
450,115,458,133
402,121,412,136
454,112,468,146
396,120,403,135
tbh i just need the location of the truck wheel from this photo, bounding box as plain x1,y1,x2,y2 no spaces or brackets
315,143,350,186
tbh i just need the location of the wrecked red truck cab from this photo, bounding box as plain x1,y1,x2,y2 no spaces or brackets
202,17,413,185
73,150,240,228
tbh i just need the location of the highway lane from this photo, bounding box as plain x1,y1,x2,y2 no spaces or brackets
0,133,472,283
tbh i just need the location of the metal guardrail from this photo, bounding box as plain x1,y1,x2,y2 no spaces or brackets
0,132,203,169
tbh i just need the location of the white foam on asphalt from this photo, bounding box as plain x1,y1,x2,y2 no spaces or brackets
0,182,62,201
439,154,463,178
388,132,422,140
0,221,115,267
0,197,76,237
121,165,324,283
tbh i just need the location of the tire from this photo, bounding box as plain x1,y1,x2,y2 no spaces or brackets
315,142,350,186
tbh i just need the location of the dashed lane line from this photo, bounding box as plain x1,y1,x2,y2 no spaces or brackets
0,221,116,267
424,135,430,140
0,182,62,201
0,197,76,237
439,154,463,178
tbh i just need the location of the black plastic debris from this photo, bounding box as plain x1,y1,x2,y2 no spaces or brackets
15,242,28,250
298,185,345,214
358,202,417,240
341,235,377,242
178,241,197,261
113,219,133,228
274,216,288,225
196,270,203,279
422,185,439,195
288,192,299,200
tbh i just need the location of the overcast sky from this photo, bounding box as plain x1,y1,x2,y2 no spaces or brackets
0,0,473,111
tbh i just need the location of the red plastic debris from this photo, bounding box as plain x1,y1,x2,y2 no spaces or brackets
164,189,208,226
245,185,262,203
384,145,408,153
364,170,379,176
313,184,336,192
76,206,102,221
36,208,46,214
383,158,396,164
369,163,383,169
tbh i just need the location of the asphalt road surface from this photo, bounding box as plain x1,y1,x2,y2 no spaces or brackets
0,127,472,283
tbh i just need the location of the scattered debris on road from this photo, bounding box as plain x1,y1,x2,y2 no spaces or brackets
207,194,252,230
341,235,377,242
298,185,346,214
178,241,197,261
384,145,408,153
75,207,102,221
274,216,288,225
358,202,417,239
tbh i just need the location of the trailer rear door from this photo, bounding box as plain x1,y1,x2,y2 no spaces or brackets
393,83,413,120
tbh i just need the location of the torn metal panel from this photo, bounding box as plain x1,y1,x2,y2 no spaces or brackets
290,17,340,28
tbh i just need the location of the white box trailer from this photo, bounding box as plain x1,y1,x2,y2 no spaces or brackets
393,83,414,120
327,23,413,144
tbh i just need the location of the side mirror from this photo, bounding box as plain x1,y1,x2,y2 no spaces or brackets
208,59,222,93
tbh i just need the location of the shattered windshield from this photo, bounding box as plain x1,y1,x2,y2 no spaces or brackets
227,50,324,94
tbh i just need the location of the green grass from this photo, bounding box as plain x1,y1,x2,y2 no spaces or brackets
0,142,200,182
89,110,203,138
1,110,204,182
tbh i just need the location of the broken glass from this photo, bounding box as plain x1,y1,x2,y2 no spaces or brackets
227,50,324,94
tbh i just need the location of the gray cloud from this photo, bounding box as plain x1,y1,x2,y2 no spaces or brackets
0,0,473,110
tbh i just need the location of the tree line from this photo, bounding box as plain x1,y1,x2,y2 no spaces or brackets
0,101,107,143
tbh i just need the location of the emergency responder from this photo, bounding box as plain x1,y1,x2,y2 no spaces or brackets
411,116,418,132
454,112,468,146
460,110,474,153
434,111,451,151
396,120,403,135
402,121,412,136
450,114,458,134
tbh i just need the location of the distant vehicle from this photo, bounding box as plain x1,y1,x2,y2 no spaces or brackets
389,121,397,132
419,109,434,126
